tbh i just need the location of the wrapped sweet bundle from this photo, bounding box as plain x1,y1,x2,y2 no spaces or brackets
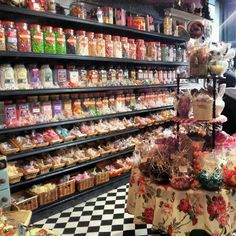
222,148,236,187
11,134,35,151
197,150,224,191
192,88,213,121
139,137,172,184
55,127,75,142
31,130,49,148
19,160,39,180
170,135,194,190
175,90,192,118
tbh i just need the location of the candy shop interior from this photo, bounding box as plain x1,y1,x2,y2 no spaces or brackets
0,0,236,236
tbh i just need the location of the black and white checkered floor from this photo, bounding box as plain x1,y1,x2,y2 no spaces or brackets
34,183,155,236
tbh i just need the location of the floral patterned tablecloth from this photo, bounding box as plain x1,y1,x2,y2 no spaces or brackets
126,168,236,236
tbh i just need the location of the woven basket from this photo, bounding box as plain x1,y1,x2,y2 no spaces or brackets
76,176,94,192
9,171,23,184
31,188,58,206
22,169,39,180
93,172,109,185
37,163,52,175
57,179,75,198
14,192,38,211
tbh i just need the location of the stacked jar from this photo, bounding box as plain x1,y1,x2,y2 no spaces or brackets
43,26,56,54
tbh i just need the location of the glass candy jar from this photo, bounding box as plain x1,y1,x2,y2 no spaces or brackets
76,30,88,56
16,22,31,52
70,1,87,19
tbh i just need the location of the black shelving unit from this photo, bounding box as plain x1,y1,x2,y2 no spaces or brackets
7,128,139,161
10,147,134,193
0,3,186,216
31,171,131,222
0,84,180,97
0,51,188,66
0,106,174,135
0,4,185,44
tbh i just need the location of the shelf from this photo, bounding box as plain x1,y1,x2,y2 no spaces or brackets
0,51,188,66
7,128,139,162
10,147,134,193
0,4,185,44
173,115,227,124
32,171,131,215
0,84,179,97
0,106,174,135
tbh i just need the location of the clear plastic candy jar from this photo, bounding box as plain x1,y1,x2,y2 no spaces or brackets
102,6,113,24
136,39,146,60
0,64,17,90
54,27,66,54
112,36,122,58
16,22,31,52
147,42,157,61
28,64,42,89
39,95,53,122
65,29,76,54
14,64,29,90
87,32,97,57
70,1,87,19
39,64,54,88
161,44,169,62
121,37,130,59
76,30,88,56
30,24,44,53
128,38,136,60
54,65,67,88
104,34,113,58
3,21,17,51
0,21,6,51
95,33,105,57
42,26,56,54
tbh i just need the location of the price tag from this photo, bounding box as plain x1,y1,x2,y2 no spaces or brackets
179,166,188,173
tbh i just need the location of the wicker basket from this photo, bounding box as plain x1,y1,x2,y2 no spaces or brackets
76,176,94,192
9,171,23,184
57,179,75,198
22,169,39,180
36,163,52,175
35,142,49,148
93,172,109,185
31,188,58,206
51,162,65,170
13,192,38,211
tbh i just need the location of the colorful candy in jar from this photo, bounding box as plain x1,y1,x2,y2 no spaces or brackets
104,34,113,58
14,64,29,90
54,65,68,88
0,64,17,90
54,27,66,54
28,64,42,89
95,33,105,57
39,95,53,122
43,26,56,54
71,94,83,118
65,29,76,54
61,94,73,119
4,100,18,127
30,24,44,53
3,21,17,52
27,96,43,123
51,95,64,121
76,30,88,56
17,99,34,126
67,65,79,87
